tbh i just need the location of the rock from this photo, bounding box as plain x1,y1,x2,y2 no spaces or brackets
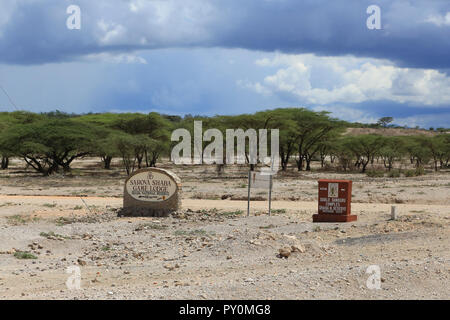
278,247,291,258
291,245,306,253
77,259,87,266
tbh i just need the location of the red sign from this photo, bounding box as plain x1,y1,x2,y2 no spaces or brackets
313,179,357,222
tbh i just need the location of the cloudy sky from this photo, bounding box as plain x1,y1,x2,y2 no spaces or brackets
0,0,449,128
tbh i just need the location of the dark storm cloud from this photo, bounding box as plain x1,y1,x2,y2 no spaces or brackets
0,0,449,68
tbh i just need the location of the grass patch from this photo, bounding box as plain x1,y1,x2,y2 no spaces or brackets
174,229,215,237
14,251,37,260
6,215,40,225
73,205,83,210
218,210,243,217
0,202,15,208
259,224,276,229
366,170,385,178
39,231,71,240
54,217,76,226
271,209,287,214
42,203,57,208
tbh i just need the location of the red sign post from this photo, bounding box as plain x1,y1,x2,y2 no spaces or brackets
313,179,357,222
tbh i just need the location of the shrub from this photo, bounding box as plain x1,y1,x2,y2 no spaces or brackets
415,166,425,176
14,251,37,260
404,169,416,177
366,170,385,178
403,166,426,177
388,170,401,178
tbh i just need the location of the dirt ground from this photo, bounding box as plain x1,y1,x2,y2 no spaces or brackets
0,158,449,300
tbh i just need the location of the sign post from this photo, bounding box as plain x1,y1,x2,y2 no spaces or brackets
122,168,182,217
313,179,357,222
247,171,251,217
247,171,273,216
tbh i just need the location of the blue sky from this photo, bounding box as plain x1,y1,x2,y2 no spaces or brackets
0,0,449,128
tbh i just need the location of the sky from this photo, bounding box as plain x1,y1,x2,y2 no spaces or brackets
0,0,449,128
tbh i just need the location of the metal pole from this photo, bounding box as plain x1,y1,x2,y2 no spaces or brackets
247,171,251,217
268,175,272,216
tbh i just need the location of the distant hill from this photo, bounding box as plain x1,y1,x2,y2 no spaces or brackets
345,127,439,137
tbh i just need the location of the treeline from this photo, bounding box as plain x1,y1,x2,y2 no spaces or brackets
0,109,448,176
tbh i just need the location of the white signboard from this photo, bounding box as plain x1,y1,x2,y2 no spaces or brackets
126,170,177,202
250,172,271,189
247,171,274,216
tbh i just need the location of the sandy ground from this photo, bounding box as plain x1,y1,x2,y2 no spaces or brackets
0,158,449,300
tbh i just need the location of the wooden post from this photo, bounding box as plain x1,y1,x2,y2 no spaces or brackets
268,175,272,216
247,171,251,217
391,206,397,220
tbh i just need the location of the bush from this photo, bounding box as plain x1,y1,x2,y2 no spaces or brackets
403,166,425,177
14,251,37,260
366,170,385,178
388,170,401,178
404,170,416,177
415,166,425,176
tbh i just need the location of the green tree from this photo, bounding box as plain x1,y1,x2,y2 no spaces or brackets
114,112,172,168
377,117,394,128
290,109,342,171
0,119,100,175
404,136,432,169
379,136,406,171
341,135,384,173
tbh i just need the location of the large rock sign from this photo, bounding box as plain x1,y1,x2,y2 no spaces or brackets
122,168,181,217
312,179,357,222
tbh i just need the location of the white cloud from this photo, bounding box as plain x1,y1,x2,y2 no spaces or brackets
312,105,378,124
97,20,128,45
425,12,450,26
241,53,450,107
83,52,147,64
395,113,450,129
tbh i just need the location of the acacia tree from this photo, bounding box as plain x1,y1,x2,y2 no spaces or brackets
334,139,355,172
290,109,341,171
379,136,405,171
419,135,450,171
436,135,450,168
114,112,172,168
95,130,124,169
113,133,139,175
1,119,99,175
377,117,394,128
404,136,432,169
342,135,384,173
0,111,44,169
